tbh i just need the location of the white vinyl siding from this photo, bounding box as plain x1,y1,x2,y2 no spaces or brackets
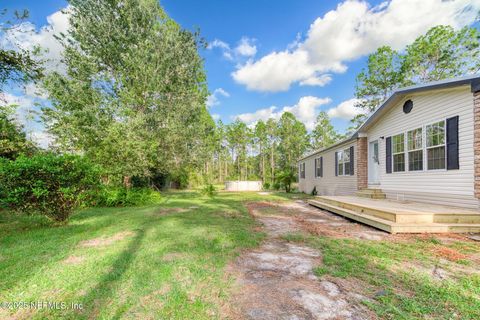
366,86,477,208
298,141,357,195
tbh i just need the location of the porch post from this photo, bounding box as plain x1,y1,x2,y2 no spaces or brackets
474,91,480,199
357,136,368,190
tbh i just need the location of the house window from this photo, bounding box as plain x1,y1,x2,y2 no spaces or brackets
426,120,446,170
407,128,423,171
337,149,350,176
315,157,322,178
299,162,305,179
392,133,405,172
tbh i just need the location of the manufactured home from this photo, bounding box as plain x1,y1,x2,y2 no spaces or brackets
298,75,480,233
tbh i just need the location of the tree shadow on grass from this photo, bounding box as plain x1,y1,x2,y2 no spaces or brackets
76,225,148,320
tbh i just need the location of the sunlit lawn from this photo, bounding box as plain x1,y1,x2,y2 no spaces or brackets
283,232,480,319
0,191,306,319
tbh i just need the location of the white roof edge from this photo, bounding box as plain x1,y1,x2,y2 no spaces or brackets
297,74,480,163
355,74,480,134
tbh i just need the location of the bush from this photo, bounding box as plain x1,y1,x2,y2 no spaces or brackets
201,184,217,197
90,187,162,207
0,153,100,222
272,182,281,190
276,170,295,193
263,182,270,190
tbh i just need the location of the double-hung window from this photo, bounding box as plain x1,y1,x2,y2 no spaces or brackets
299,162,305,178
337,149,350,176
426,121,446,170
315,157,322,178
407,128,423,171
392,133,405,172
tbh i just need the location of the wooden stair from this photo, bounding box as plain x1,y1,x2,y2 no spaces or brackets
308,196,480,234
356,188,386,199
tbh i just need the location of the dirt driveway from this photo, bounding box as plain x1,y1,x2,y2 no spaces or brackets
225,200,385,320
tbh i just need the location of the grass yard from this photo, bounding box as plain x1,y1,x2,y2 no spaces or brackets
283,232,480,319
0,191,305,319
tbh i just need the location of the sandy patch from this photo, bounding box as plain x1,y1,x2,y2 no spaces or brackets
78,231,134,248
225,201,375,319
64,255,85,265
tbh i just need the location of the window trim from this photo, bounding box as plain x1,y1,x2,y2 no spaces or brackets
301,162,306,179
388,117,449,175
425,119,447,171
392,133,405,172
337,148,351,177
314,157,322,178
407,127,423,171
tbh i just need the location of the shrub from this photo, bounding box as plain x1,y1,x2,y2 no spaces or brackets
201,184,217,197
272,182,281,190
276,170,295,193
263,182,270,190
90,187,162,207
0,153,100,222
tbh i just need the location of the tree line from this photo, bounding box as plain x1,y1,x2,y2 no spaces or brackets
1,0,480,200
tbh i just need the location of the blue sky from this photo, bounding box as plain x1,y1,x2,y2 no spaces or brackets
3,0,480,146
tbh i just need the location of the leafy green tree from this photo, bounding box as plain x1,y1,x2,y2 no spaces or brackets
352,46,403,129
277,112,309,172
265,118,278,184
403,25,480,83
311,111,340,150
42,0,208,186
352,25,480,131
0,9,43,93
276,170,295,193
254,120,268,183
226,120,251,180
0,105,36,159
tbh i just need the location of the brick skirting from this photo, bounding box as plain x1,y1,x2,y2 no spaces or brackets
357,136,368,190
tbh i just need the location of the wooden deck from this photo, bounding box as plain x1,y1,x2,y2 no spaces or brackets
308,196,480,234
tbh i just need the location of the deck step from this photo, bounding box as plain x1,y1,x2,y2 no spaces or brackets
356,188,386,199
308,199,480,234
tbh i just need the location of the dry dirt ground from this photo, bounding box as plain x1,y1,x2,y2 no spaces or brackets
225,200,385,320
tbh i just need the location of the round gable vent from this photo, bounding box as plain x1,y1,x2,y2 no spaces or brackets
403,99,413,114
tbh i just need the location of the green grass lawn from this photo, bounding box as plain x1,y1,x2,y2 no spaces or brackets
0,191,305,319
283,232,480,320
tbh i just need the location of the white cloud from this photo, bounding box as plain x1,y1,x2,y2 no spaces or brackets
207,39,233,60
234,96,331,130
232,0,480,92
299,74,332,87
211,114,220,121
206,88,230,107
234,37,257,57
208,36,257,61
327,98,363,120
1,8,70,74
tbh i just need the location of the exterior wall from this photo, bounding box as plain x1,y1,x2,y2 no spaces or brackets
366,86,478,208
298,140,358,196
